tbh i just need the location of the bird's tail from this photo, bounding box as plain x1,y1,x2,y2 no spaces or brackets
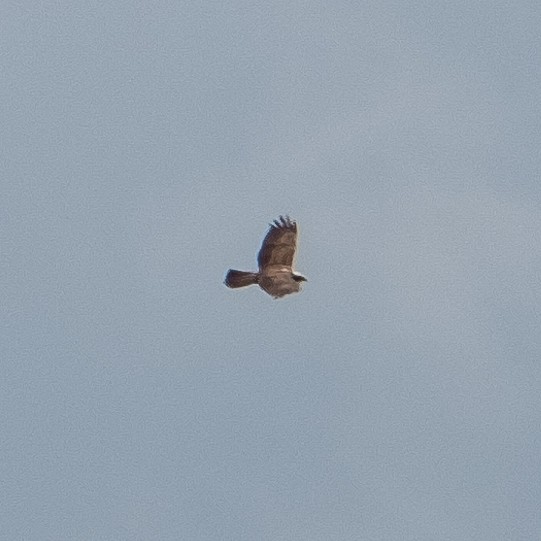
224,269,259,289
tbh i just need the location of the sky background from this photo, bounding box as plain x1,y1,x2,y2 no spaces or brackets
2,1,541,540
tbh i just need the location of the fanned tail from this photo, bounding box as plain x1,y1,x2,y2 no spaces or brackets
224,269,259,289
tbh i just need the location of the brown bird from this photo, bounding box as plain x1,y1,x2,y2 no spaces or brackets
224,216,307,298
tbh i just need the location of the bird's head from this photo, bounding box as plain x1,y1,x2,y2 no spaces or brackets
292,273,307,282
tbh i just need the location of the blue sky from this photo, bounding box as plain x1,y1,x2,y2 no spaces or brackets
2,2,541,539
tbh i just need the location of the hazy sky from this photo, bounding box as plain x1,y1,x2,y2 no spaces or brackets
2,2,541,540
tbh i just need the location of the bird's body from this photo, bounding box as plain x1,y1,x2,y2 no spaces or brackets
224,216,306,299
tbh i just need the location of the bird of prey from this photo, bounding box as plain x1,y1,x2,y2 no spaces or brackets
224,216,307,299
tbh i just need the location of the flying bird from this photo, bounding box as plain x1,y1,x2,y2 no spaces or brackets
224,216,307,298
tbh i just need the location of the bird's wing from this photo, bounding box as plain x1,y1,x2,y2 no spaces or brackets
257,215,297,270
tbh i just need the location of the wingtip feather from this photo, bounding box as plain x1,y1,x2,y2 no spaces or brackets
271,215,296,230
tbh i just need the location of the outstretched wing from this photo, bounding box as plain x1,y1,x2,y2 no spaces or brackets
257,215,297,270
